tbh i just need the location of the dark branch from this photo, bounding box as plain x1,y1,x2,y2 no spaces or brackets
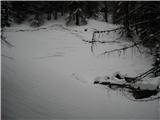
136,67,160,80
129,96,160,102
99,41,142,56
1,28,14,47
94,26,124,34
93,20,150,35
94,81,134,90
94,81,160,100
115,4,146,23
82,39,121,44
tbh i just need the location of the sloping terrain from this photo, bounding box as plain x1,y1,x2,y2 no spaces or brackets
2,19,159,120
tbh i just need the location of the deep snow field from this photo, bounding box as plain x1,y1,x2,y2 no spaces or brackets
2,18,159,120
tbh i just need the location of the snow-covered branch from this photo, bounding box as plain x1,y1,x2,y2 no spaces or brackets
94,73,160,100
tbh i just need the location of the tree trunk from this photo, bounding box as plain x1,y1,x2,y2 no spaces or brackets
112,2,118,24
47,12,51,20
104,2,108,22
54,10,57,20
5,7,10,26
124,2,131,37
61,9,64,16
76,9,79,25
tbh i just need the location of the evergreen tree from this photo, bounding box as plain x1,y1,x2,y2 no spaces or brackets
104,1,108,22
66,1,88,26
1,1,12,27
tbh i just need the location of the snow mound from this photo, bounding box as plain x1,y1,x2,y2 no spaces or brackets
134,76,160,90
94,72,127,84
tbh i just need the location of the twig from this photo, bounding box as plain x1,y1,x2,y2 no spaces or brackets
97,30,160,56
129,96,160,102
129,20,150,28
1,28,14,47
115,4,146,23
99,41,142,56
135,67,156,79
94,26,124,34
82,39,121,44
94,81,134,90
93,20,150,35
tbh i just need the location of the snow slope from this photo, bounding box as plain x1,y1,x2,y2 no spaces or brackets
2,19,159,120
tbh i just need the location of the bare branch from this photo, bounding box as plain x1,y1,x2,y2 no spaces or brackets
94,26,124,34
99,41,142,56
129,96,160,102
129,20,150,28
1,28,14,47
93,20,150,35
115,4,146,23
96,30,160,56
136,67,160,80
82,39,121,44
94,81,134,90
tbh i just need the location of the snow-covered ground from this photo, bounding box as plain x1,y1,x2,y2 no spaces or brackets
2,19,159,120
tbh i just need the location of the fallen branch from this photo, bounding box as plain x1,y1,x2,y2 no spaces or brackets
90,20,151,53
1,28,14,47
1,37,14,47
82,39,121,44
98,30,160,56
94,81,134,90
115,4,146,23
93,26,124,34
128,96,160,102
99,41,142,56
92,20,150,35
94,81,159,100
135,67,158,79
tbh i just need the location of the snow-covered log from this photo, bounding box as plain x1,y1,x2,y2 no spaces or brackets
94,73,160,99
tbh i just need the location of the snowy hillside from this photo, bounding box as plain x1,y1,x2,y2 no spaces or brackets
2,19,159,120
